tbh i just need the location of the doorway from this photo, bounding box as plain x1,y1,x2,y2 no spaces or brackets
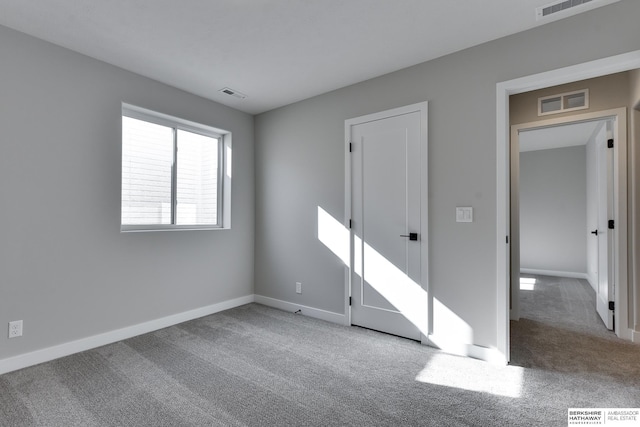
511,116,617,332
344,102,429,342
496,52,640,363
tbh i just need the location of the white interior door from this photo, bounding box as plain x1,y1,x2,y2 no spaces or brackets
595,122,614,330
349,108,423,341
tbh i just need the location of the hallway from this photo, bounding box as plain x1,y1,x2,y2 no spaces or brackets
510,275,639,379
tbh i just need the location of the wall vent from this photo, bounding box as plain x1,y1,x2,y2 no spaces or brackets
218,87,247,99
538,89,589,116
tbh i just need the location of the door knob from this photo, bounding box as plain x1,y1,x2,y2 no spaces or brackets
591,230,598,236
400,233,418,241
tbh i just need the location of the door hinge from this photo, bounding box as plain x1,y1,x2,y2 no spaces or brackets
349,219,352,229
607,138,614,148
609,301,615,311
349,296,352,306
608,220,614,230
349,142,353,152
506,236,509,244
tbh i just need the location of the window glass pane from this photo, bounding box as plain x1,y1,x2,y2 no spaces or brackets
540,97,561,113
176,129,219,225
564,93,586,109
122,116,173,225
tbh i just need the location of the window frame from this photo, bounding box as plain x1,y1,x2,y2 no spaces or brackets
537,88,589,116
121,103,231,232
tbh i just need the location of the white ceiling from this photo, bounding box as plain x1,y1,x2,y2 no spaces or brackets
0,0,621,114
519,120,606,152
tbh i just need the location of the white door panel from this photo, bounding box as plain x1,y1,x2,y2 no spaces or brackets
596,121,614,330
585,129,599,292
350,109,423,341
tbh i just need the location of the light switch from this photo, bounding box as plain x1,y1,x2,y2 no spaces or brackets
456,207,473,223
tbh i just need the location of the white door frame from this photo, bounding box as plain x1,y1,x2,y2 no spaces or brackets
344,101,429,341
496,50,640,363
510,109,626,327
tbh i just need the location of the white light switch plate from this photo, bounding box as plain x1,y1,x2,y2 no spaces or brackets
456,207,473,223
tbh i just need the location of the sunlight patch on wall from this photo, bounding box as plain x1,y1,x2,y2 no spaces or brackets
415,353,524,398
361,240,428,334
317,205,428,334
317,206,349,265
431,298,473,345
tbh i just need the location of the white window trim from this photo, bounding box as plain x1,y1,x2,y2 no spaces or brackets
537,88,589,116
121,103,232,232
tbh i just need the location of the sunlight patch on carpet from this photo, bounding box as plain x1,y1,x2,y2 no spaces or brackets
415,353,524,398
520,277,536,291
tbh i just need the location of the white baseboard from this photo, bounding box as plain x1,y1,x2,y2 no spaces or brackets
631,329,640,343
254,296,509,363
254,295,348,325
426,334,507,365
618,327,634,342
0,295,255,376
520,268,589,280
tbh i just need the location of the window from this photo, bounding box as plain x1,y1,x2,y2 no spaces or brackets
121,104,231,231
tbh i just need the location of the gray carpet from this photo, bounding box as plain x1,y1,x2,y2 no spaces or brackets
511,274,640,381
0,283,638,426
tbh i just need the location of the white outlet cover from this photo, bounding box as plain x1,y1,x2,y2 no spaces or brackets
8,320,23,338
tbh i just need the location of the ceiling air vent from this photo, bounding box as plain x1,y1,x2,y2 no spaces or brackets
535,0,621,21
218,87,247,99
537,0,593,19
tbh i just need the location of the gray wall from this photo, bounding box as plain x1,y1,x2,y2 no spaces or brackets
0,25,254,360
519,146,587,274
255,0,640,349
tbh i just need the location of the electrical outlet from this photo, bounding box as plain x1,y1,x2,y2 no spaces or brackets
296,282,302,294
8,320,23,338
